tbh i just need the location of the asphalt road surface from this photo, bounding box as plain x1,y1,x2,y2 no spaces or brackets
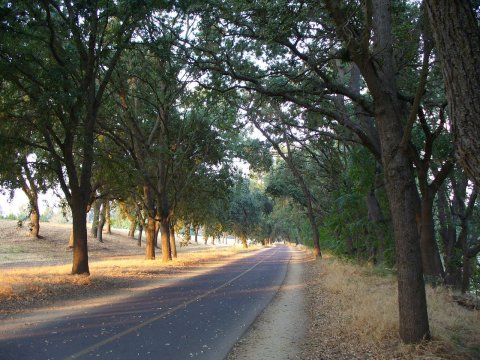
0,245,293,360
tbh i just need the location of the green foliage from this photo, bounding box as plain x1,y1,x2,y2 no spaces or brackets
227,178,272,242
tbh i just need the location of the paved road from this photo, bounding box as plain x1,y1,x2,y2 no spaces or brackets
0,245,293,360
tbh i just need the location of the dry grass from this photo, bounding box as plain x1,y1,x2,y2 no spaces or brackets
0,219,259,316
303,254,480,359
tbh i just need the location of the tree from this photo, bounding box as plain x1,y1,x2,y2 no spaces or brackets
228,179,270,248
0,1,148,274
191,0,432,342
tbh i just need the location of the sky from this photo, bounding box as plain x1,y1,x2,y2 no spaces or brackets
0,188,57,216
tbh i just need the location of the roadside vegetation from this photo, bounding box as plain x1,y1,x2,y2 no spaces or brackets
1,0,479,350
304,253,480,359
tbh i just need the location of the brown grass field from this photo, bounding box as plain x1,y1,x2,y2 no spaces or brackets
303,254,480,359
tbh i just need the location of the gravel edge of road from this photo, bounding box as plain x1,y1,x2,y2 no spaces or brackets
226,246,309,360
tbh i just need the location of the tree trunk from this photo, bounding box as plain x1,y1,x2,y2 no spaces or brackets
30,205,40,238
71,196,89,275
143,184,155,260
326,0,431,343
240,235,248,248
90,199,101,238
20,156,41,238
160,218,172,262
138,224,143,247
418,196,444,278
194,225,199,244
105,201,111,234
145,215,156,259
438,189,462,289
128,220,136,238
154,219,160,248
425,0,480,185
170,222,177,259
97,200,106,243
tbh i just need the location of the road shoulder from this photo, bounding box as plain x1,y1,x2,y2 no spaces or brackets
226,245,309,360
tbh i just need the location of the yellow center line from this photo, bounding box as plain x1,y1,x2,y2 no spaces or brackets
66,248,278,359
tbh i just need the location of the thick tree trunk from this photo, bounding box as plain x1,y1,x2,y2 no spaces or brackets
425,0,480,185
322,0,431,341
30,205,40,238
333,0,430,343
169,223,177,259
143,184,155,260
90,199,101,238
240,235,248,248
418,196,444,278
71,197,89,275
160,218,171,262
145,215,156,260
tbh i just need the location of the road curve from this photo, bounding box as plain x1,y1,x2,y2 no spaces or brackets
0,245,293,360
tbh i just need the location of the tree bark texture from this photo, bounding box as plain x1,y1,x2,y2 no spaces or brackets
240,235,248,248
71,196,90,275
160,218,172,262
418,196,444,278
425,0,480,184
128,220,136,238
143,184,155,260
145,215,156,260
30,206,40,238
90,199,101,238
